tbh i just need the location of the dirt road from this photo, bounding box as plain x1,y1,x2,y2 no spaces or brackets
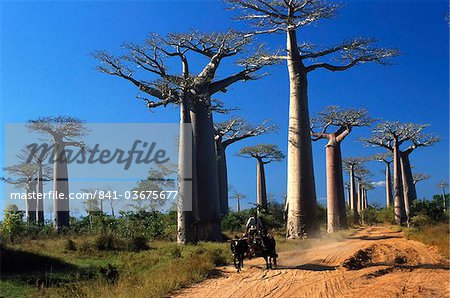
174,226,449,298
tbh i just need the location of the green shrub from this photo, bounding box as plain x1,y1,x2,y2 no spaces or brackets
361,207,380,226
95,233,120,251
409,214,433,228
376,206,395,224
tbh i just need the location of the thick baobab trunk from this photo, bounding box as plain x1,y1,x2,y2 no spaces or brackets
363,189,367,210
177,91,195,244
190,98,221,241
54,142,70,228
400,152,416,218
346,187,351,207
37,164,44,225
335,144,347,230
286,29,318,239
25,179,37,223
385,163,393,207
393,143,407,225
256,159,268,210
216,141,229,217
325,140,347,233
349,167,358,224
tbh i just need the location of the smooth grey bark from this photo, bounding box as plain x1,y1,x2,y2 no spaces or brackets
385,162,393,207
190,98,221,241
177,57,196,244
53,142,70,228
349,166,358,224
177,81,195,244
286,29,318,239
26,179,37,223
256,158,268,210
37,164,45,225
215,140,229,217
393,142,407,225
400,152,416,218
325,140,347,233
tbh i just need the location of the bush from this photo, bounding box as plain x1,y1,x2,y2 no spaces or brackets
221,210,251,232
126,236,149,252
409,214,433,228
376,206,395,224
95,233,120,251
361,207,380,226
64,239,77,251
0,205,24,242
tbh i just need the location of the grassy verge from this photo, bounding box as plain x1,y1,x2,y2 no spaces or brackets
1,237,230,298
402,223,450,258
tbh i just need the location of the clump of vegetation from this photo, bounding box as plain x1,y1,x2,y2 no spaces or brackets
64,239,77,251
95,233,120,251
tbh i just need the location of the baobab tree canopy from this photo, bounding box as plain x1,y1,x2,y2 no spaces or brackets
238,144,284,163
93,31,278,108
311,106,374,142
26,116,89,141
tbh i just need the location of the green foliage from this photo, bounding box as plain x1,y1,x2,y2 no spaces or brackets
410,197,447,224
0,205,25,242
376,206,395,224
361,206,380,225
221,210,252,232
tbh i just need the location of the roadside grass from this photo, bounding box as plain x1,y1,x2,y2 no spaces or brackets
1,237,230,298
402,223,450,258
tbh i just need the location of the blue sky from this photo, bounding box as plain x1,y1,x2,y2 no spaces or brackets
0,0,448,215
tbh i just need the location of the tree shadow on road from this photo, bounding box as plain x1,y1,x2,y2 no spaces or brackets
347,235,402,241
277,263,337,271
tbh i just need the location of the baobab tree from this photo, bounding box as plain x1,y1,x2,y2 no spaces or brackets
311,106,374,232
26,116,88,228
371,152,394,207
17,146,52,225
344,182,351,206
214,117,275,216
412,173,430,186
438,180,448,211
411,172,429,200
343,157,365,224
3,163,38,223
363,122,438,224
360,181,375,211
93,31,276,243
354,165,371,216
230,190,247,212
227,0,398,238
238,144,284,210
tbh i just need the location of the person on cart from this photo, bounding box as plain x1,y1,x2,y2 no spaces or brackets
245,211,264,238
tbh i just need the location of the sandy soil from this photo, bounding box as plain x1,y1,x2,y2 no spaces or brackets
173,226,450,298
